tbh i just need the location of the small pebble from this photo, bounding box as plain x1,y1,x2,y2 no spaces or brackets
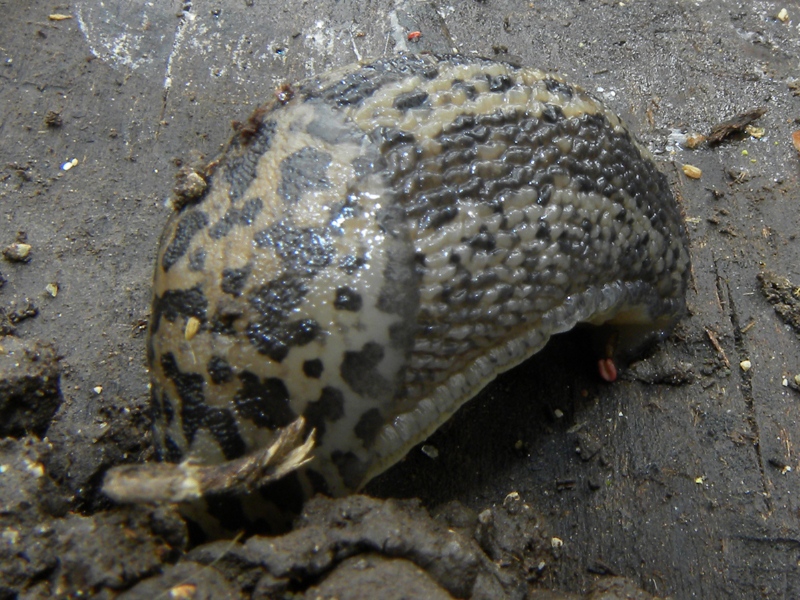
3,243,31,262
61,158,78,171
420,444,439,459
745,125,764,139
173,168,208,209
44,110,62,128
740,360,752,372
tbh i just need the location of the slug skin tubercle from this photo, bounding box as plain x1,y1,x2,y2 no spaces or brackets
145,54,690,535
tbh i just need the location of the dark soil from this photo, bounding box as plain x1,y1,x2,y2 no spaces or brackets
2,0,800,598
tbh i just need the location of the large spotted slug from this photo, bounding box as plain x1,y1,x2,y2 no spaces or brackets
145,53,690,533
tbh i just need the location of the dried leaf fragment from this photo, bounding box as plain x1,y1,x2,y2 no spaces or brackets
792,130,800,154
708,107,767,145
685,133,706,149
102,417,315,503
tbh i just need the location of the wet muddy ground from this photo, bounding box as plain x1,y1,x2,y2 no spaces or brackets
1,0,800,597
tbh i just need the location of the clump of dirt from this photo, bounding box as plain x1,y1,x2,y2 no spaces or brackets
0,436,187,599
0,336,62,438
0,335,662,599
758,270,800,336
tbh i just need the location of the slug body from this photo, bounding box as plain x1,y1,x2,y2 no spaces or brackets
148,54,690,527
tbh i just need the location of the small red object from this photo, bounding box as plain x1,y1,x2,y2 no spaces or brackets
597,358,618,383
408,31,422,42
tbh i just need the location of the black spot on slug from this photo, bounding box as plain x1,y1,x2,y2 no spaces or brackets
160,352,245,460
333,287,362,311
328,195,362,228
340,342,391,399
225,119,277,202
160,391,174,426
249,275,307,321
541,104,563,123
339,254,366,274
310,55,441,108
204,410,248,460
467,227,496,251
254,221,333,277
392,89,429,111
207,355,233,384
537,184,553,206
245,275,319,361
209,197,263,239
354,408,384,448
247,318,319,362
151,285,207,335
188,248,206,272
370,126,416,151
536,222,552,240
452,79,478,100
419,205,459,230
209,306,243,336
489,74,513,93
302,359,323,379
220,264,252,297
303,386,344,444
331,450,367,491
543,78,575,98
422,66,439,79
234,371,296,429
162,210,208,272
278,147,331,204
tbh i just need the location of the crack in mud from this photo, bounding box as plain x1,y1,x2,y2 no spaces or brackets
158,1,194,139
716,261,773,513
